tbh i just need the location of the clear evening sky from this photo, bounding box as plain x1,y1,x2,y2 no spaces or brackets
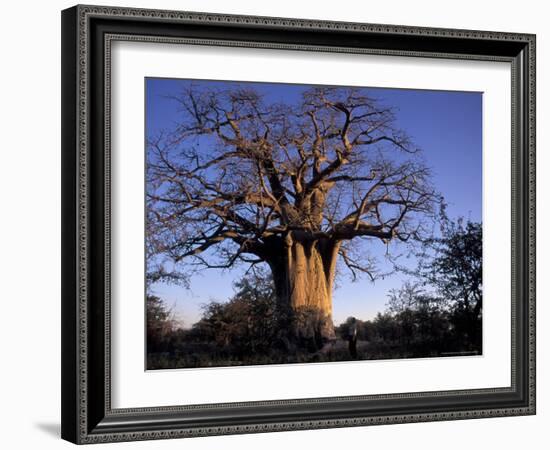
145,78,482,327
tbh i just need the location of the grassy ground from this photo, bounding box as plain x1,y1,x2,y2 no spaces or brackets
147,337,479,370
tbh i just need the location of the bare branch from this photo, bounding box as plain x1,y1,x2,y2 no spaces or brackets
146,85,440,278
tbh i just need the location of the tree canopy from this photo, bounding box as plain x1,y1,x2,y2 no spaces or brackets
146,84,440,339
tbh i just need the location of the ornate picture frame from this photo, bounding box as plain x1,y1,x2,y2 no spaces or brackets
61,4,536,444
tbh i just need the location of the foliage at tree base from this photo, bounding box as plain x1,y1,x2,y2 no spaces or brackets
146,303,482,370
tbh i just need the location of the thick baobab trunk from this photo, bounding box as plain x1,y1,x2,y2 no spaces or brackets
268,236,340,343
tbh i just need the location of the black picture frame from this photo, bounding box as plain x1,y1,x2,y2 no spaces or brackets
61,4,536,444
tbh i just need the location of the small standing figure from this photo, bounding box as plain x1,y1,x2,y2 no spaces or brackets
347,317,358,359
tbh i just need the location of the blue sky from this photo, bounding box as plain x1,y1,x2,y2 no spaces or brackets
145,78,482,326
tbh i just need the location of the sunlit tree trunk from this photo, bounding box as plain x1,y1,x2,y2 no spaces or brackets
268,237,340,342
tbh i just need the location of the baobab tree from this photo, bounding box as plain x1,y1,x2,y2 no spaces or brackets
146,84,438,341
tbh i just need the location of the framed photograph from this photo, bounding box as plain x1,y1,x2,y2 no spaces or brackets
61,4,536,444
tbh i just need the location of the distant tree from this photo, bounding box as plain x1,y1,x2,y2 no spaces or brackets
409,218,483,350
371,312,399,343
385,283,450,352
146,295,175,353
417,219,482,348
190,269,280,355
147,85,440,340
386,282,443,315
431,221,482,315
